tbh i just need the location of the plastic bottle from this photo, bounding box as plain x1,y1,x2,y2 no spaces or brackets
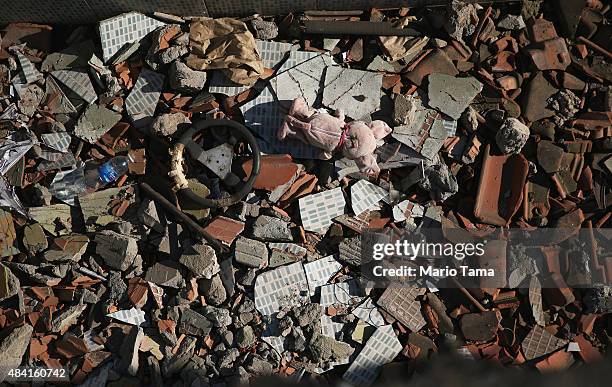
79,154,133,194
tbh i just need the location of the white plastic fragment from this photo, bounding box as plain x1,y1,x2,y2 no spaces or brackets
566,342,580,352
107,307,146,326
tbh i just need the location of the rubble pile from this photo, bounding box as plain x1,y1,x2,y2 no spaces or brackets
0,1,610,386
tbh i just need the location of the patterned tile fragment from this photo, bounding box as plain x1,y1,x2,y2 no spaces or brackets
41,132,72,153
522,325,569,360
351,180,388,216
51,69,97,104
107,307,146,326
299,187,345,233
352,297,386,327
304,255,342,295
99,12,166,62
343,325,402,386
319,280,364,307
377,287,427,332
126,68,165,127
254,262,309,315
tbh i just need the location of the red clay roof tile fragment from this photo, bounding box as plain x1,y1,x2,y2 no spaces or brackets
242,154,298,191
203,216,245,245
474,144,529,226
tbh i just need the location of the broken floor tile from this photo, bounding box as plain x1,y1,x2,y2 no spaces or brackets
427,74,482,120
274,51,331,109
268,242,307,257
74,104,122,144
322,67,383,121
320,280,364,307
99,12,166,63
529,275,546,326
14,50,43,84
377,287,427,332
107,307,146,326
125,68,164,128
459,310,501,342
393,200,424,222
240,50,324,159
299,187,346,233
254,262,309,315
392,97,456,160
352,297,386,327
203,216,245,246
145,261,184,288
351,180,388,216
521,325,569,360
304,256,342,295
321,314,345,340
51,69,97,104
343,325,402,386
41,132,72,153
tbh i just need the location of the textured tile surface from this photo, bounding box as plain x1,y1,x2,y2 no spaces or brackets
51,69,97,104
351,180,388,216
343,325,402,386
98,12,166,62
304,255,343,295
125,69,165,127
254,262,309,315
299,187,346,233
377,287,427,332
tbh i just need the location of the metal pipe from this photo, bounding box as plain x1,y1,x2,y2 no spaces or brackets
139,182,228,253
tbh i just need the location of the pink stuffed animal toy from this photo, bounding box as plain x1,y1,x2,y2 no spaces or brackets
278,97,392,175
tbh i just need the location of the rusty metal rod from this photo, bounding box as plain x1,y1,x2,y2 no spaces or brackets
451,278,488,312
577,36,612,60
139,182,228,253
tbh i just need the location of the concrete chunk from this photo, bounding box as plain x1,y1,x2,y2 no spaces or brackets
0,324,33,383
427,74,482,119
179,242,220,279
95,230,138,271
251,215,292,242
234,236,268,268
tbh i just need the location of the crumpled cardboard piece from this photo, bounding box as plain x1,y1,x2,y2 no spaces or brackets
187,18,264,87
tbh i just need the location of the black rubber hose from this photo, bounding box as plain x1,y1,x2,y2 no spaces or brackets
176,119,261,208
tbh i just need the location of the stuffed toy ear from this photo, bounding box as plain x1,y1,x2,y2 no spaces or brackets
368,120,392,140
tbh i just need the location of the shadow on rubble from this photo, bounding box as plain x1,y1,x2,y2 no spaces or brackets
249,353,612,387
